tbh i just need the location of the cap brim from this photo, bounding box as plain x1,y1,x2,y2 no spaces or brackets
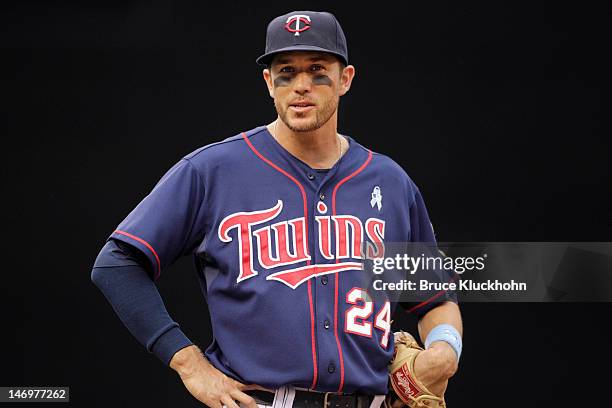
256,45,348,66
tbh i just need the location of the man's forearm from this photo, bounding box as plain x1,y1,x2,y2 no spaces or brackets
91,239,193,365
417,301,463,343
417,301,463,378
397,300,463,398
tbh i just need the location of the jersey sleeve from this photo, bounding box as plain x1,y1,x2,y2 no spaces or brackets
109,158,206,280
400,187,458,317
409,187,437,243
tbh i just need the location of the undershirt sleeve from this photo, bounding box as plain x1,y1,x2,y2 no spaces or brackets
91,238,193,366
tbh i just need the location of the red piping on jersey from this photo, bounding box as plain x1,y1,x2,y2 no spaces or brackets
114,229,162,280
241,132,318,389
405,273,459,314
331,149,373,393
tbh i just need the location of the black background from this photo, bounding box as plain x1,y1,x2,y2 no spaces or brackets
2,1,610,407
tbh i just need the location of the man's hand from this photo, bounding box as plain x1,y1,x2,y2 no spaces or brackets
170,345,266,408
392,300,461,407
390,340,458,408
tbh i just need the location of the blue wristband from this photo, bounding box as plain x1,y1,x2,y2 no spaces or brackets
424,324,462,361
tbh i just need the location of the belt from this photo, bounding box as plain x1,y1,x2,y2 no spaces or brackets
247,389,375,408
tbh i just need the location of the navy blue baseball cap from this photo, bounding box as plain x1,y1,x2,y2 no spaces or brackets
256,11,349,66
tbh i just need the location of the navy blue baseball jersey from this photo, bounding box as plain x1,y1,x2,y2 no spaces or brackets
109,125,451,394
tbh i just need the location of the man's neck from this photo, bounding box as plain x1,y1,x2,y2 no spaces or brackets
267,116,345,170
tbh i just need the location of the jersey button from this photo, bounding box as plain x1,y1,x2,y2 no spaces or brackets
321,276,328,285
307,174,315,180
319,193,325,200
324,320,330,330
328,363,335,374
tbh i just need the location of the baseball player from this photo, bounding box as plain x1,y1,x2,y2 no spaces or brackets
91,10,463,408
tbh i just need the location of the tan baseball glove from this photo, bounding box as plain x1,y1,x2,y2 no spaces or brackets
388,331,446,408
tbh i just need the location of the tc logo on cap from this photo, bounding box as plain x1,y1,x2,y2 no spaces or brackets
284,14,311,36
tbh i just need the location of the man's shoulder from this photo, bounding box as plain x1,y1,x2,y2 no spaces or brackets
181,125,267,167
348,141,421,202
362,145,416,184
369,150,407,173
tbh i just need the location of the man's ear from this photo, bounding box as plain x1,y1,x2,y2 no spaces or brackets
263,69,274,98
339,65,356,97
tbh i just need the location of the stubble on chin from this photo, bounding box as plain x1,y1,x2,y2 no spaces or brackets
275,97,339,133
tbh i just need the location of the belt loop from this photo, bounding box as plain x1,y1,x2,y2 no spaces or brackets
323,391,332,407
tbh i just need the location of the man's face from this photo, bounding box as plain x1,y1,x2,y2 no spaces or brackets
263,51,355,132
